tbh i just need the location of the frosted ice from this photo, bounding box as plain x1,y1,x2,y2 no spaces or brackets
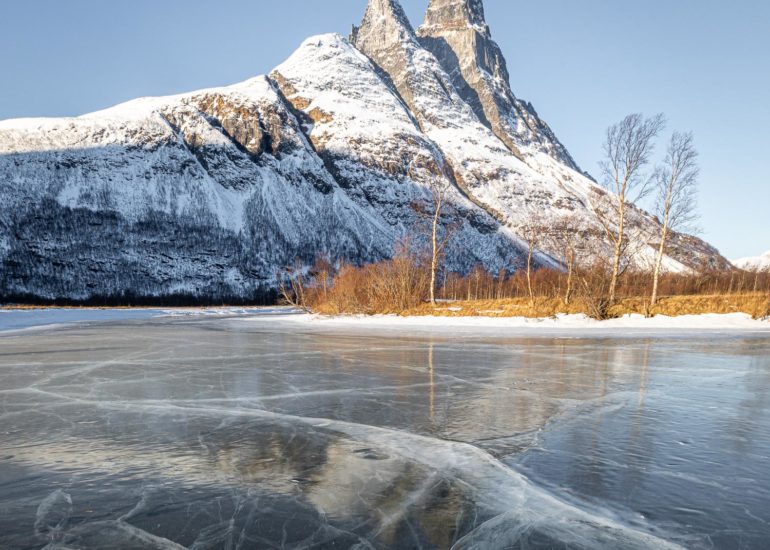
1,310,769,548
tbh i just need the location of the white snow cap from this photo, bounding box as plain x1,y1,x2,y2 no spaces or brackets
732,251,770,271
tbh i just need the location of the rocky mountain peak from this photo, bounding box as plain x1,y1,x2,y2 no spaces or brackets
422,0,489,34
350,0,416,49
350,0,427,128
417,0,581,171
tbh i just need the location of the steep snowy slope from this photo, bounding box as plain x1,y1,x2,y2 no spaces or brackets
0,0,728,303
733,251,770,271
268,34,525,266
0,78,390,301
350,0,583,259
0,52,523,302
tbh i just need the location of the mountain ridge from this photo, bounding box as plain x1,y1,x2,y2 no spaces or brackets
733,251,770,271
0,0,729,303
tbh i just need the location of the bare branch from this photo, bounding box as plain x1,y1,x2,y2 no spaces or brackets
595,113,666,303
654,131,700,234
650,131,700,307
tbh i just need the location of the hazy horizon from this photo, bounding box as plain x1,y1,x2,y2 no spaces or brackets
2,0,768,259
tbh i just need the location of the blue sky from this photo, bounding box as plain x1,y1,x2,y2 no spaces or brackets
2,0,768,259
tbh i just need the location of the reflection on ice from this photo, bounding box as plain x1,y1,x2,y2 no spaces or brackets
35,489,72,543
14,405,684,549
0,311,769,548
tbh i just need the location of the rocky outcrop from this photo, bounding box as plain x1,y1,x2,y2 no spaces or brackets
417,0,580,171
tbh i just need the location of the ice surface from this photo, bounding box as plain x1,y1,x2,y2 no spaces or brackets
1,310,769,549
0,308,165,334
0,307,274,334
34,489,72,541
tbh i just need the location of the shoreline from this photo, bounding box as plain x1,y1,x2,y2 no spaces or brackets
2,307,769,336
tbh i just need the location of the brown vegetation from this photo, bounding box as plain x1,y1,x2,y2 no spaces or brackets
288,247,770,320
307,244,429,315
403,294,770,320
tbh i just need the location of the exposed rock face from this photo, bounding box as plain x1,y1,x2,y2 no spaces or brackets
350,0,584,251
0,0,728,303
417,0,580,171
428,0,488,28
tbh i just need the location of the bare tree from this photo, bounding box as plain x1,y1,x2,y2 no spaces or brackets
429,177,450,304
519,214,546,307
595,113,666,304
406,151,456,307
277,262,310,312
650,131,699,308
556,213,582,306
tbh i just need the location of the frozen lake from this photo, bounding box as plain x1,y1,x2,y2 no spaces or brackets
1,310,769,549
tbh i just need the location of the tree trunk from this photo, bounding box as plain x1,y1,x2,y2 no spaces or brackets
608,205,625,304
526,244,534,307
430,204,440,305
564,252,574,306
651,221,669,308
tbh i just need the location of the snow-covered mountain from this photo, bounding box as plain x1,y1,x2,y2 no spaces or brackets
733,251,770,271
0,0,727,303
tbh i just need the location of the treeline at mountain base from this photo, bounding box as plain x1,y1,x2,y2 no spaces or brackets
280,248,770,320
0,291,278,309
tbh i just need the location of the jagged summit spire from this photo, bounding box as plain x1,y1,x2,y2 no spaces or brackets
417,0,582,171
422,0,489,34
350,0,416,48
350,0,440,131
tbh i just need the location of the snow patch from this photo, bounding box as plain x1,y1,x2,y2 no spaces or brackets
254,312,770,335
733,250,770,271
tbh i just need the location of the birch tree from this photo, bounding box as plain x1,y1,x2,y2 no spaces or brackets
597,113,665,304
428,177,450,305
556,213,582,306
519,214,546,307
650,131,699,307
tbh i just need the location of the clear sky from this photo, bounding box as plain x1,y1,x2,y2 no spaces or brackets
2,0,768,259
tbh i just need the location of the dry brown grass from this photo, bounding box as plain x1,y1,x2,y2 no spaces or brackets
311,256,428,315
399,293,770,320
613,293,770,320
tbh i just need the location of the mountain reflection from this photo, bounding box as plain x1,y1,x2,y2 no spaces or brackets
2,319,769,549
